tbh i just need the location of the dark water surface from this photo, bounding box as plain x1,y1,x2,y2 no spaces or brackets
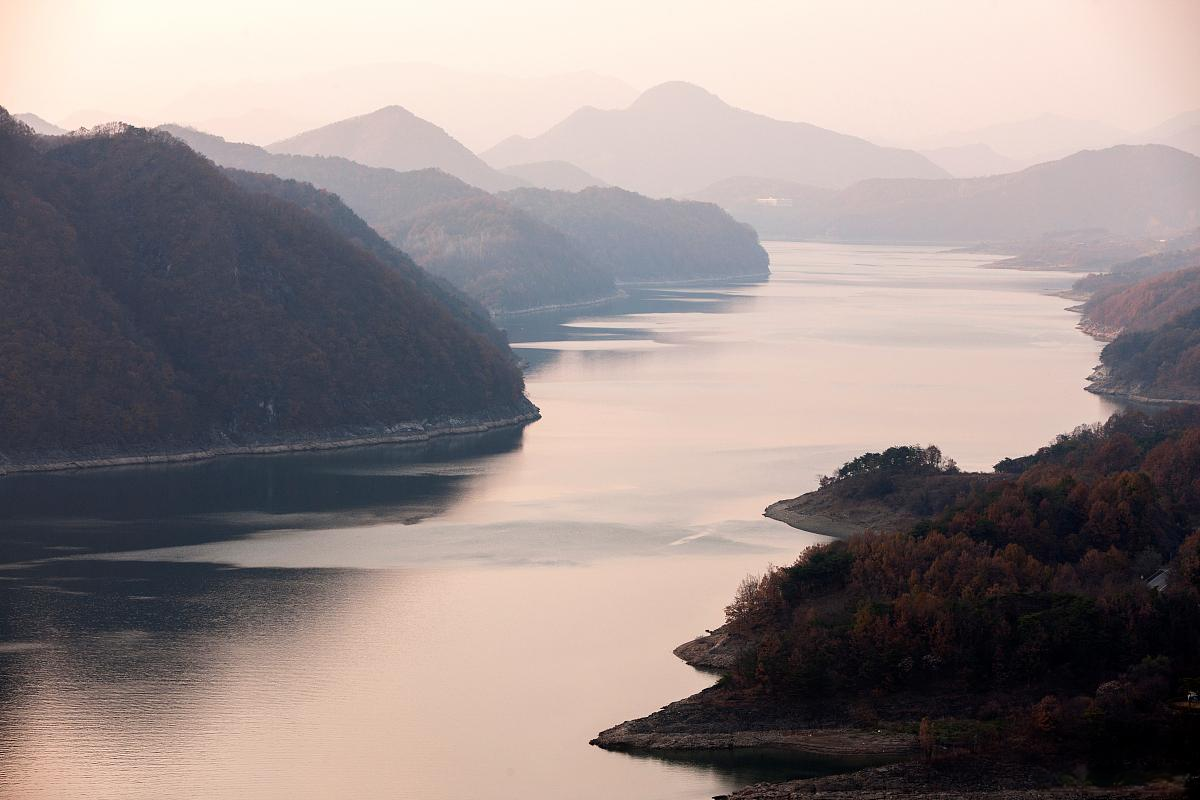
0,243,1120,799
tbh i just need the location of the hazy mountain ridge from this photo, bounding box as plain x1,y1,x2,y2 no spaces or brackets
158,124,614,312
499,160,608,191
917,143,1022,178
400,194,617,313
503,186,769,283
269,105,523,192
483,81,949,196
0,108,531,462
161,124,767,313
14,112,67,136
702,145,1200,243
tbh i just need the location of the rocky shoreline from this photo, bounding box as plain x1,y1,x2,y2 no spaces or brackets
763,497,876,540
723,760,1185,799
0,403,540,477
1084,365,1200,407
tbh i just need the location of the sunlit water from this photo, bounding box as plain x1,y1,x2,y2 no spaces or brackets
0,243,1120,799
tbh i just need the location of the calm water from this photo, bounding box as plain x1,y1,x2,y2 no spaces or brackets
0,243,1120,799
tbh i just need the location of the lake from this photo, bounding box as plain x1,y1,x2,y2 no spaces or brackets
0,242,1121,799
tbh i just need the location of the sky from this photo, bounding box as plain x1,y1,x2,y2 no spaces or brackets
2,0,1198,148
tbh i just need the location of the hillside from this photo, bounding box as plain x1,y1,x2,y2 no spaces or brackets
220,168,507,347
160,125,616,313
160,125,483,236
503,186,769,283
597,411,1200,792
483,81,948,196
708,145,1200,242
499,160,607,191
1078,264,1200,340
0,109,533,466
1090,306,1200,404
400,195,615,313
270,106,522,192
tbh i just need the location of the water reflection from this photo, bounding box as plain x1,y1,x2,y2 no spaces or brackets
0,426,526,563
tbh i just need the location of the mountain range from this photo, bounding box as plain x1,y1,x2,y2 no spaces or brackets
503,187,768,283
159,123,767,313
482,82,950,196
269,106,523,192
697,144,1200,243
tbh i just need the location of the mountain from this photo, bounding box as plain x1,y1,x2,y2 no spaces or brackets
160,125,616,313
165,64,637,148
917,143,1022,177
269,106,523,192
14,113,66,136
160,124,482,239
0,109,532,465
503,186,769,283
708,145,1200,243
220,168,507,347
400,195,615,313
923,112,1127,164
499,160,607,191
482,81,949,197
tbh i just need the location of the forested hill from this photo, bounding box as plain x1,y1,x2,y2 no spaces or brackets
159,125,617,314
628,410,1200,785
1079,263,1200,341
1091,305,1200,404
220,168,508,348
502,187,769,283
0,109,533,465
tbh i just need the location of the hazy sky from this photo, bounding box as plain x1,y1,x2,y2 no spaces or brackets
3,0,1198,146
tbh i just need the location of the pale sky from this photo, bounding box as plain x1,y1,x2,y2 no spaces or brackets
2,0,1198,147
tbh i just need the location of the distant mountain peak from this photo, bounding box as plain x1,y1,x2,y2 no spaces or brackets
631,81,726,111
269,105,522,192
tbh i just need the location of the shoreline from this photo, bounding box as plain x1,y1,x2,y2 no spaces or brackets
615,270,771,287
0,406,540,478
762,498,866,540
492,291,628,318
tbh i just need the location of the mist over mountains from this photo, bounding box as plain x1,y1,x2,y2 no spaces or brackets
483,81,950,196
698,144,1200,243
270,106,523,192
160,120,767,313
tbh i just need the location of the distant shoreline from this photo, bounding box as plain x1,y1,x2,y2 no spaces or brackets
0,406,540,477
615,270,771,287
492,291,627,318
